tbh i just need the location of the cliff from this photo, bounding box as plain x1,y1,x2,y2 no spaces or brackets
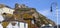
13,3,56,27
0,3,56,28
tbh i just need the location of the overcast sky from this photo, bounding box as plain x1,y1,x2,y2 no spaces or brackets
0,0,60,24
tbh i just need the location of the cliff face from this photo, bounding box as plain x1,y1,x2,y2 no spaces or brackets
0,3,56,28
13,3,56,27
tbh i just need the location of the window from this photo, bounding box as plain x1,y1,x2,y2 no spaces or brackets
19,22,28,28
6,22,28,28
31,20,34,24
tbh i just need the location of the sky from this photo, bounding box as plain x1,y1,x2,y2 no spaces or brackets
0,0,60,24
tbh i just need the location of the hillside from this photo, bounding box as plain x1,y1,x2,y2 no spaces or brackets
13,3,56,27
0,3,56,28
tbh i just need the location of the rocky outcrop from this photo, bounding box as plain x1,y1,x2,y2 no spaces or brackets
0,3,56,28
14,3,56,27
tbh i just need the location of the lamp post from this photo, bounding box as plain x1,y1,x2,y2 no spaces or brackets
50,2,58,28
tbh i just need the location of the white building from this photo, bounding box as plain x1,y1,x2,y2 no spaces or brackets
0,4,14,22
0,4,14,14
0,22,28,28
